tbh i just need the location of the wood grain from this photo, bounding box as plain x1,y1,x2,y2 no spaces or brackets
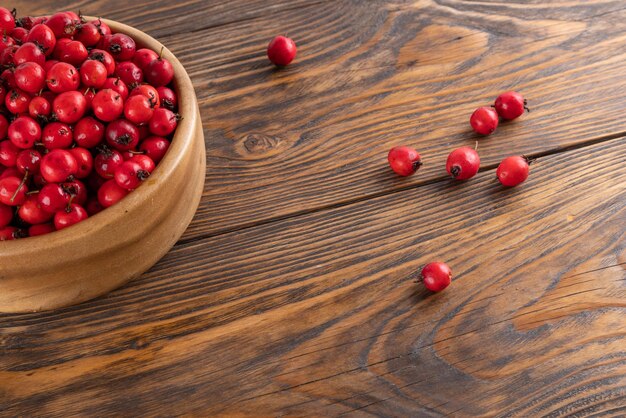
10,0,329,37
1,137,624,416
165,0,626,239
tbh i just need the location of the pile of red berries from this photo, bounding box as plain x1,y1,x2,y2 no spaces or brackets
388,91,532,292
0,8,179,240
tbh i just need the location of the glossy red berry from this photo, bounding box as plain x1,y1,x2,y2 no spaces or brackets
61,179,88,205
28,96,52,121
42,122,73,149
56,39,88,66
0,140,19,167
68,147,93,179
80,59,108,88
74,22,101,47
267,36,297,66
157,86,177,111
146,54,174,87
54,203,88,230
494,91,528,120
74,117,105,148
18,195,53,224
446,146,480,180
0,7,16,33
5,89,31,114
88,48,116,75
421,262,452,292
129,154,155,173
149,107,178,136
45,12,76,39
14,62,46,94
470,106,499,135
107,33,136,61
139,136,169,163
114,160,150,190
85,198,103,216
133,48,158,71
0,176,28,206
25,24,56,56
115,61,143,86
95,146,124,178
46,62,80,93
16,149,42,174
53,90,87,124
92,88,124,122
38,183,70,213
40,149,78,183
102,77,129,100
97,179,129,208
13,42,45,66
106,119,140,151
387,146,422,177
10,27,28,44
496,156,530,187
8,116,41,149
124,94,155,124
130,84,159,106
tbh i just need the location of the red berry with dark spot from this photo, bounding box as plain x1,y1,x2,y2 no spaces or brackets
46,62,80,93
56,39,88,66
14,62,46,94
92,88,124,122
16,149,42,174
80,59,108,88
139,136,169,163
102,77,129,100
387,146,422,177
53,90,87,124
446,146,480,180
40,149,78,183
5,89,31,114
157,86,177,111
13,42,45,66
0,176,28,206
470,106,499,135
149,107,178,136
496,156,530,187
124,94,155,124
0,140,19,167
421,262,452,292
18,195,53,224
28,96,52,121
146,52,174,87
115,61,143,86
25,24,56,56
74,117,105,148
88,48,116,75
95,146,124,178
45,12,76,39
42,122,73,149
267,36,297,66
114,160,150,190
107,33,136,61
54,203,88,230
133,48,158,71
74,22,101,47
494,91,528,120
38,183,70,213
106,119,140,151
8,116,41,149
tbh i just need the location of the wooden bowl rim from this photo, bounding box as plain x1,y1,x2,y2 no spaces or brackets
0,17,199,257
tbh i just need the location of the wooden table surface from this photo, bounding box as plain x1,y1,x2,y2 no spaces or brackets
2,1,626,416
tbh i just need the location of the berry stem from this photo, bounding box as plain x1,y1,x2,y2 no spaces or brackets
10,170,28,203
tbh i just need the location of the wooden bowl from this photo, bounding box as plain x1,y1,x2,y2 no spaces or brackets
0,18,206,313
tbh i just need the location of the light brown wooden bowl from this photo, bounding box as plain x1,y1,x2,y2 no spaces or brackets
0,18,206,313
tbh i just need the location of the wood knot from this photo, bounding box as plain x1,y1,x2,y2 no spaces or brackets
232,132,288,160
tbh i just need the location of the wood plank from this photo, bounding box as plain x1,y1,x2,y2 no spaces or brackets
162,1,626,239
10,0,328,37
1,137,624,416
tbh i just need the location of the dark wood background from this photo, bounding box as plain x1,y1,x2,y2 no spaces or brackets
1,1,625,416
